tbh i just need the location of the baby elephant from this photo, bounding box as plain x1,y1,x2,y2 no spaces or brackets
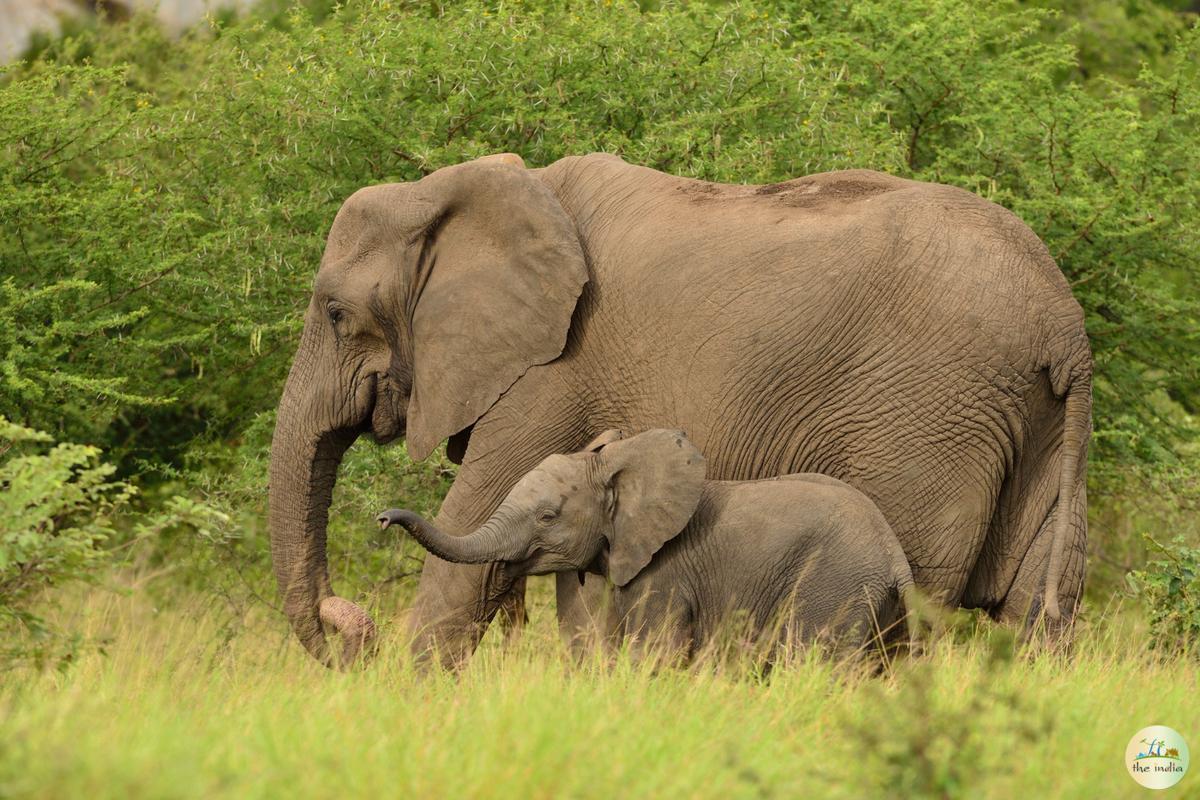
379,429,914,662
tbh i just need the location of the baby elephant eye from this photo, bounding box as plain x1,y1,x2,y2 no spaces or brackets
328,306,345,325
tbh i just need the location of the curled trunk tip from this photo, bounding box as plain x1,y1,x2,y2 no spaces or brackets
319,596,377,666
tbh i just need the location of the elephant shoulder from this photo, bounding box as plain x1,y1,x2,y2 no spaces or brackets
536,152,636,185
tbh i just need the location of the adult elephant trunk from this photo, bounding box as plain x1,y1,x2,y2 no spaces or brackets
268,345,376,667
379,509,527,566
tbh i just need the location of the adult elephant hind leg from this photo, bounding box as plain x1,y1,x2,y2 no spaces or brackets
962,376,1060,623
991,371,1091,643
851,464,999,615
406,552,509,668
994,485,1087,643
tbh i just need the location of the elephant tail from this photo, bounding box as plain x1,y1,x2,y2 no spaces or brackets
1042,370,1092,622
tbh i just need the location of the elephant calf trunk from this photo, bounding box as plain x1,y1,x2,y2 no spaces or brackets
378,507,518,565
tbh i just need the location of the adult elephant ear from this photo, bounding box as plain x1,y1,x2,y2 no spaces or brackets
598,430,707,587
402,155,588,461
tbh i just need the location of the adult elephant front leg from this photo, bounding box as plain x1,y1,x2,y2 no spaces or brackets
405,490,529,666
406,552,512,667
403,368,585,667
403,467,522,667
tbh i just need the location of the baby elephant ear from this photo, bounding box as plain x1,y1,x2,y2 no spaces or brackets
581,429,625,452
599,430,706,587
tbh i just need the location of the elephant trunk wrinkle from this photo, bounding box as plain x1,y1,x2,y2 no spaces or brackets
269,344,378,667
388,508,522,565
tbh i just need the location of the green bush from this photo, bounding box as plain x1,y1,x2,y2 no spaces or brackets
845,630,1044,797
0,417,132,666
1128,534,1200,656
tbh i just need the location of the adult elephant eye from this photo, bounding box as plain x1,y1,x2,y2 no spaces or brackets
328,305,345,325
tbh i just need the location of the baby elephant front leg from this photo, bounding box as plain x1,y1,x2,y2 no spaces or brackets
619,586,695,668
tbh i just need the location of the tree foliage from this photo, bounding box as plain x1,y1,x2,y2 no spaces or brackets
1128,534,1200,656
1,0,1195,484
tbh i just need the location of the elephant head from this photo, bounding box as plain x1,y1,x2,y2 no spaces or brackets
377,429,707,587
269,154,588,666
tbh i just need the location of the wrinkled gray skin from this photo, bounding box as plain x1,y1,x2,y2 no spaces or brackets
379,430,916,660
268,152,1091,668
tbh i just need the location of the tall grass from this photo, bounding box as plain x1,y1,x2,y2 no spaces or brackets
1,575,1194,799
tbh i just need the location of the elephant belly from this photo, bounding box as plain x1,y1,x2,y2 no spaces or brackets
678,346,1032,604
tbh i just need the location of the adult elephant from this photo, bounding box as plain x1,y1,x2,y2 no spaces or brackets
268,152,1091,667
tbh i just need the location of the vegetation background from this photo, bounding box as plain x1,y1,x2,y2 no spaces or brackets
1,0,1198,796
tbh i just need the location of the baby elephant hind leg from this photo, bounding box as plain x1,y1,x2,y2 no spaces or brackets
773,568,910,669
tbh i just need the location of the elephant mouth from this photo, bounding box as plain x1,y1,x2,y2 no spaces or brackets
371,416,405,445
372,428,404,446
369,374,407,444
446,424,473,465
